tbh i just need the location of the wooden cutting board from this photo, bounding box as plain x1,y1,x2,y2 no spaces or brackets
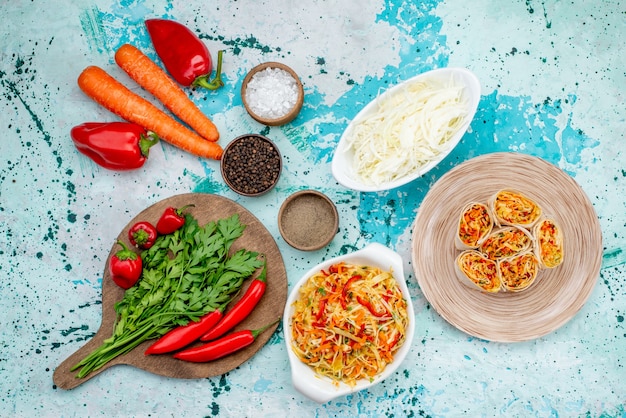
53,193,288,390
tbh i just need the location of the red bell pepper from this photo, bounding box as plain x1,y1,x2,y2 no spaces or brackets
145,19,224,90
356,295,390,318
70,122,159,170
200,259,267,342
109,241,142,289
315,298,327,321
311,298,327,328
156,204,194,235
128,221,158,250
174,320,278,363
341,274,362,309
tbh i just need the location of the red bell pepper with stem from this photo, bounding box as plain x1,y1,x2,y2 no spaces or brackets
174,320,279,363
128,221,158,250
156,204,195,235
145,19,224,90
145,302,228,355
200,259,267,342
109,241,142,289
71,122,159,170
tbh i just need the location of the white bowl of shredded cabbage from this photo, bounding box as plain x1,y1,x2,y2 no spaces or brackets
332,67,481,192
283,243,415,403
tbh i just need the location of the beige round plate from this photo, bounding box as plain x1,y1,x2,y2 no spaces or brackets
411,153,602,342
54,193,287,389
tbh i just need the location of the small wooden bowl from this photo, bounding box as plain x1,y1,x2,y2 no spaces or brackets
278,190,338,251
220,134,282,197
241,62,304,126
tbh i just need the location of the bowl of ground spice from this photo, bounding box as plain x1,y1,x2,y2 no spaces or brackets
278,190,338,251
241,62,304,126
221,134,282,196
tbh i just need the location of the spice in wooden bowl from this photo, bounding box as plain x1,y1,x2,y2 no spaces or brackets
221,134,282,196
241,62,304,126
278,190,338,251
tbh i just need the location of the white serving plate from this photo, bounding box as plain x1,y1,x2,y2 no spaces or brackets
331,67,481,192
283,243,415,403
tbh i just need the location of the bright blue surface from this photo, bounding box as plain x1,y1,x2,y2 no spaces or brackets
1,0,624,416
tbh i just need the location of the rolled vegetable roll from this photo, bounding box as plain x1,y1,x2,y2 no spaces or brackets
479,226,534,260
533,217,564,268
455,250,502,293
498,251,540,292
455,202,494,250
491,189,542,228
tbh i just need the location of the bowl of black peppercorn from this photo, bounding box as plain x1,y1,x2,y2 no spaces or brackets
220,134,282,196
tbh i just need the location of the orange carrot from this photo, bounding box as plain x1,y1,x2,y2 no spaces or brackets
114,44,219,142
77,66,223,160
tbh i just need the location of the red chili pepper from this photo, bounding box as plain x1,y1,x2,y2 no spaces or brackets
109,240,142,289
341,274,362,309
128,221,158,250
174,320,278,363
200,259,267,342
145,19,224,90
156,204,195,235
70,122,159,170
144,306,226,355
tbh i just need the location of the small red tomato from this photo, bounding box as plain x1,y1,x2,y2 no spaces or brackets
156,204,194,235
128,221,158,249
109,241,142,289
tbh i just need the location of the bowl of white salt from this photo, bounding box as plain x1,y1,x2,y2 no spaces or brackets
241,62,304,126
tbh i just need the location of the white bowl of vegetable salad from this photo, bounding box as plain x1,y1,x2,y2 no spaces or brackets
283,243,415,403
332,67,481,192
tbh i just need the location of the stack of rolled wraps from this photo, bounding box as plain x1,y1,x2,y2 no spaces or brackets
454,189,564,293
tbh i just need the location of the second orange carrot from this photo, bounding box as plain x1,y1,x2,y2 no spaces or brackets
115,43,220,142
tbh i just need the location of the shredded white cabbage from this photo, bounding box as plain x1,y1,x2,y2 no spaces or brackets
345,76,470,186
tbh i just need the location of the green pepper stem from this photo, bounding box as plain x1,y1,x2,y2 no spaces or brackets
251,318,280,339
256,256,268,283
115,240,138,261
176,204,196,216
193,50,225,90
139,132,160,157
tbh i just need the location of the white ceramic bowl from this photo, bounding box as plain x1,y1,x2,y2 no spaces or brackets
331,67,481,192
283,243,415,403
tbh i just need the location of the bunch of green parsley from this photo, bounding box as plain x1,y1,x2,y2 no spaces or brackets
72,213,264,378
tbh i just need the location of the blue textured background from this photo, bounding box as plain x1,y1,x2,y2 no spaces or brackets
1,0,624,416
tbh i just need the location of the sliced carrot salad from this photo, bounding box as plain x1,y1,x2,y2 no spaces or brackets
499,252,539,290
458,203,492,247
290,262,408,386
457,251,501,293
536,219,564,268
480,228,532,260
493,190,541,226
